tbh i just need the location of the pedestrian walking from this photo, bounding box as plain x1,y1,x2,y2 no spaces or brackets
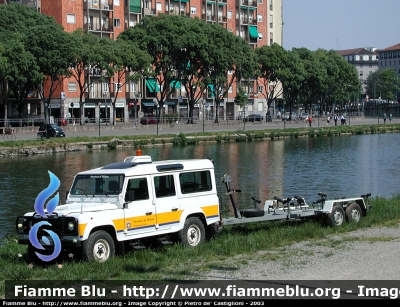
326,116,330,125
334,114,338,126
307,116,312,127
383,113,387,124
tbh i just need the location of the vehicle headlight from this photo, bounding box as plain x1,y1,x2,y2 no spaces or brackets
67,221,75,231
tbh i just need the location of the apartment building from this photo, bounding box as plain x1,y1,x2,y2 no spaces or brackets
2,0,282,123
376,43,400,75
336,47,379,100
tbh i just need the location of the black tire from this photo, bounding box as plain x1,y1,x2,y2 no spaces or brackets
177,217,205,247
326,205,345,227
345,203,362,223
240,209,265,218
82,230,115,262
37,132,43,139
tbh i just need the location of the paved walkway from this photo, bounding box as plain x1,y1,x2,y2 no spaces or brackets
1,116,398,142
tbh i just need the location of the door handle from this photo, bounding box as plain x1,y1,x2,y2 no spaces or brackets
172,208,178,212
146,212,153,215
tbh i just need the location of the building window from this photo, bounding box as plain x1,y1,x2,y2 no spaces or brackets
114,18,120,28
102,83,109,92
258,86,263,93
228,86,233,93
130,82,137,93
257,14,263,22
269,14,273,28
68,82,76,92
191,6,196,14
258,0,262,3
114,0,120,5
114,83,122,92
227,11,232,19
67,14,76,24
360,71,363,76
156,2,162,11
258,32,263,39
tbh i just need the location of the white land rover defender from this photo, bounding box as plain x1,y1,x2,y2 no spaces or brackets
17,151,221,262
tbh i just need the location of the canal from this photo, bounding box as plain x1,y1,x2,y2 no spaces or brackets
1,133,399,241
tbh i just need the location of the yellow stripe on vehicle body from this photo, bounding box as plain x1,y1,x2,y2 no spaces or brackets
78,204,220,238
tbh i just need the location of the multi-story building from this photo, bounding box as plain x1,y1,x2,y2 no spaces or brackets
376,43,400,102
1,0,282,123
337,47,379,100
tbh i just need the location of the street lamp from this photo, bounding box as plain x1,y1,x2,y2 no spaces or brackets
154,101,159,135
98,102,101,137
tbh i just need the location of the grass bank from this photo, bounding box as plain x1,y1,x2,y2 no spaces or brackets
1,195,400,297
1,123,400,154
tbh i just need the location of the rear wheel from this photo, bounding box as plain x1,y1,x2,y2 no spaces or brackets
326,205,345,227
345,203,362,223
82,230,115,262
177,217,205,247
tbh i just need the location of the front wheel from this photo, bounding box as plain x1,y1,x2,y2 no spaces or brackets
177,217,205,247
345,203,362,223
326,205,345,227
82,230,115,262
37,132,43,139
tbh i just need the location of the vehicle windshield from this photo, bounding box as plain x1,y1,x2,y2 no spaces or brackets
70,174,125,196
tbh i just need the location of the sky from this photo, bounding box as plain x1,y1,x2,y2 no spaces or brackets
283,0,400,51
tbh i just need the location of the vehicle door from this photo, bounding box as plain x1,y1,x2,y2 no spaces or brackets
151,173,180,233
122,176,156,238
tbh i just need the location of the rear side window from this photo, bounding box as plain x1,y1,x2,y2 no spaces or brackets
154,175,176,198
179,171,212,194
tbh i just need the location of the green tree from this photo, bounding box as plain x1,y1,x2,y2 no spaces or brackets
234,85,249,129
25,23,73,119
205,24,256,123
366,68,399,102
98,38,151,125
68,29,103,125
255,43,287,111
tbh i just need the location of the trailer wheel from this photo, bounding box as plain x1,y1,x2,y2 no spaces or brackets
240,209,265,218
177,217,205,247
82,230,115,262
345,203,362,223
326,205,345,227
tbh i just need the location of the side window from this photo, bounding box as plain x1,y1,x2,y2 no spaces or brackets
125,177,149,201
179,171,212,194
154,175,176,198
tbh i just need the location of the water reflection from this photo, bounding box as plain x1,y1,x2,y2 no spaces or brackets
1,133,399,241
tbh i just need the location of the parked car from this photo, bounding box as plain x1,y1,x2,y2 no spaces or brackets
245,114,264,122
140,115,158,125
283,112,298,121
299,113,308,120
7,117,28,127
37,123,66,138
